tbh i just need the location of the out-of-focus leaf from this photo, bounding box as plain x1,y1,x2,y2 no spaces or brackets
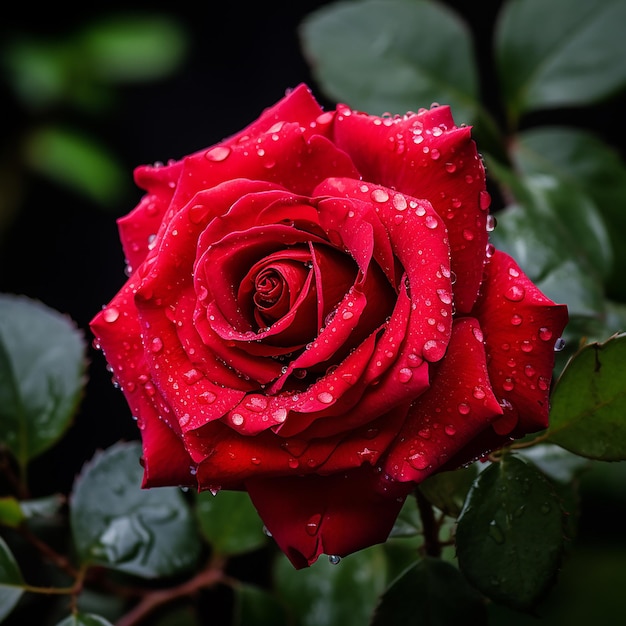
0,294,86,469
80,14,188,83
370,557,487,625
233,583,289,626
195,490,267,557
19,494,65,520
56,613,114,626
546,333,626,460
511,127,626,300
273,545,387,626
0,497,24,528
24,126,127,207
456,454,564,611
299,0,481,125
0,536,25,621
495,0,626,124
490,173,612,283
418,463,478,518
70,441,202,578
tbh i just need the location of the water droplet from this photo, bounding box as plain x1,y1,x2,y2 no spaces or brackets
342,310,354,320
503,378,515,391
306,513,322,536
205,146,231,162
425,215,439,229
457,402,470,415
462,228,475,241
263,525,273,537
554,337,566,352
511,314,522,326
393,194,408,211
408,452,430,470
328,555,341,565
524,364,536,378
371,188,389,203
538,376,549,391
198,390,216,404
272,407,288,423
103,307,120,323
444,424,456,436
398,367,413,383
539,327,553,342
317,391,334,404
437,289,452,304
473,386,486,400
150,337,164,353
445,162,457,173
183,368,202,385
189,203,210,224
472,326,484,342
505,285,525,302
231,413,244,426
486,215,497,232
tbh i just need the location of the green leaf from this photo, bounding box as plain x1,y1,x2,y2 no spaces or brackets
195,490,267,557
495,0,626,124
418,463,478,518
546,333,626,460
233,583,289,626
0,294,86,469
70,441,202,578
273,545,387,626
490,173,612,283
24,126,127,207
19,494,65,520
0,535,25,622
80,15,188,83
370,557,487,625
56,613,114,626
456,455,565,611
511,126,626,300
299,0,481,125
0,497,24,528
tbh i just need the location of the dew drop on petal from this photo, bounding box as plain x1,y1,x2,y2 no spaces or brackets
554,337,566,352
445,424,457,436
272,407,288,423
525,364,536,378
480,191,491,211
231,413,244,426
317,391,334,404
511,314,522,326
539,327,553,342
205,146,231,162
103,307,120,323
425,215,439,229
408,452,430,470
371,188,389,203
457,402,470,415
503,378,515,391
305,513,322,536
393,194,408,211
398,367,413,383
473,386,486,400
150,337,164,353
505,285,525,302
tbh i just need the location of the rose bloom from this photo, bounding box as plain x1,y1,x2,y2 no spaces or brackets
91,84,568,568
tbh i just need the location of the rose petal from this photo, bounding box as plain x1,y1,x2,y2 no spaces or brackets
330,105,489,313
472,250,569,436
383,317,502,482
245,465,412,568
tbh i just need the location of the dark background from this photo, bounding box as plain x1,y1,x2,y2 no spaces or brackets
1,0,624,524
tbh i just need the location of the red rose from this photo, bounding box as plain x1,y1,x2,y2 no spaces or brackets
90,84,568,568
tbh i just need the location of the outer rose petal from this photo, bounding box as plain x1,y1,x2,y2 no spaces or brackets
383,317,502,483
245,465,412,569
472,250,569,436
330,105,489,313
